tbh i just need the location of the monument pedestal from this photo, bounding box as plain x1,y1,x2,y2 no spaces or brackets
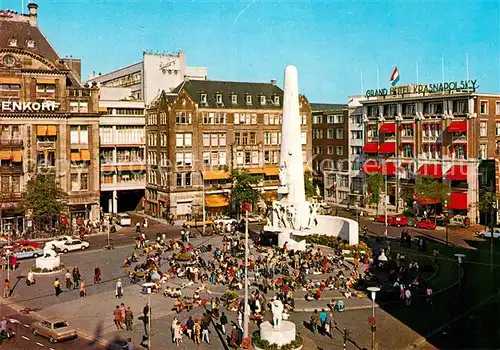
259,320,296,347
35,256,60,270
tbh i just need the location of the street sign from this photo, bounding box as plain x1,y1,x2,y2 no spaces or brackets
368,316,376,327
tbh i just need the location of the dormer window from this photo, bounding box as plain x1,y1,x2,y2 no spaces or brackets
216,94,223,104
8,37,17,47
246,95,252,105
260,96,266,105
201,94,207,104
232,94,237,104
26,39,35,48
274,96,280,105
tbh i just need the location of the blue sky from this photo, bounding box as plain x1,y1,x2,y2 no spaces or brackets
5,0,500,102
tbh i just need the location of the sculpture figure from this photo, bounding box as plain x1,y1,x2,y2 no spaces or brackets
43,245,58,258
270,297,284,329
279,161,288,187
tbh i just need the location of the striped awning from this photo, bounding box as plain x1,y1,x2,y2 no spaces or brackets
263,167,279,176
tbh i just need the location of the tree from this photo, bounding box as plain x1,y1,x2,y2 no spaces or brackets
415,176,451,205
365,173,384,215
230,170,263,217
304,170,316,199
23,173,68,227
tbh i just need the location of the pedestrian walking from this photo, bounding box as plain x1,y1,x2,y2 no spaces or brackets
328,313,336,338
53,278,62,296
3,279,10,298
72,266,80,289
120,303,126,325
194,320,201,345
94,265,101,284
426,287,433,305
319,309,328,332
115,278,123,298
186,316,194,340
220,311,228,335
310,309,320,333
80,280,87,298
171,316,178,342
113,306,123,329
143,303,150,335
65,269,72,289
405,288,412,306
125,307,134,331
174,321,182,346
201,321,210,344
237,309,243,328
26,270,35,286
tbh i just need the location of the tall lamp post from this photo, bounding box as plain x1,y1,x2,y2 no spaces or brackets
367,286,380,350
241,202,251,348
142,282,154,350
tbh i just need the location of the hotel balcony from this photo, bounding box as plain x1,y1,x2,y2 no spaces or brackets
0,139,23,148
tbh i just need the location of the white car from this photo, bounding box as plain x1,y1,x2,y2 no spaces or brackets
117,213,131,226
45,236,75,250
475,228,500,239
56,239,89,253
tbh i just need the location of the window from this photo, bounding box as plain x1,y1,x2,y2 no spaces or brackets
176,153,192,167
185,173,191,186
236,152,244,165
260,96,266,105
264,151,270,163
351,115,362,124
350,130,363,139
480,122,487,137
455,100,468,114
387,105,397,117
301,115,307,125
36,84,56,93
244,151,251,164
327,115,334,124
336,146,344,155
327,128,334,139
402,124,414,137
402,144,413,158
480,101,488,114
232,94,237,104
336,128,344,139
70,173,88,192
8,37,17,47
496,102,500,115
315,145,323,154
69,126,88,144
201,94,207,103
274,96,280,105
301,131,306,145
480,144,487,159
219,152,226,166
496,122,500,136
176,173,183,187
367,125,378,137
314,129,323,139
327,146,334,155
176,134,184,147
175,112,192,124
251,151,259,164
216,94,223,104
351,161,362,171
334,115,343,123
339,175,349,188
203,152,210,165
263,114,269,125
404,104,416,116
211,133,218,146
351,146,362,155
246,95,252,105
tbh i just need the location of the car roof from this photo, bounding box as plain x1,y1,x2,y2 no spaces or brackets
45,317,66,323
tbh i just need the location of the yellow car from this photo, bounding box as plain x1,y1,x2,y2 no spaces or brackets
32,317,77,343
183,220,214,228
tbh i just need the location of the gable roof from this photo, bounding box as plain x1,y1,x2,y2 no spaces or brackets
310,103,346,112
172,79,284,109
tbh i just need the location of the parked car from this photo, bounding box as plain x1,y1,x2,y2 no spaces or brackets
32,317,77,343
117,213,131,226
15,240,40,249
415,219,437,230
183,220,214,228
374,216,386,223
475,228,500,239
45,236,74,250
11,246,44,259
448,215,469,228
388,215,409,227
56,239,89,253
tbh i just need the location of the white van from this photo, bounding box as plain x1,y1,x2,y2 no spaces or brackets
117,213,131,226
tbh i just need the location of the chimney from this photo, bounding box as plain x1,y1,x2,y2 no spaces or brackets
271,79,277,85
27,3,38,26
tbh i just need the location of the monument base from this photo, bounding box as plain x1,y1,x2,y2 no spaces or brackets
35,256,60,270
260,320,296,347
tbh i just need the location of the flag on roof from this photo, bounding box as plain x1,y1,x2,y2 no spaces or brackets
390,66,400,86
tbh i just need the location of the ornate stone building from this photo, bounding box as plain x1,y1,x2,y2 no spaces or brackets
0,3,100,230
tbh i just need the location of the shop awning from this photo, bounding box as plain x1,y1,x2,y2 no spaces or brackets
363,142,379,153
0,151,11,160
263,167,279,176
379,162,397,176
265,190,278,201
11,151,22,163
37,78,56,84
201,170,230,181
379,123,396,134
445,165,468,181
80,149,91,161
70,152,81,162
447,121,467,133
413,195,441,205
378,142,396,154
205,194,229,208
246,168,264,175
36,125,47,136
418,164,442,179
0,77,21,84
46,125,57,136
362,160,379,174
99,107,108,113
447,192,468,210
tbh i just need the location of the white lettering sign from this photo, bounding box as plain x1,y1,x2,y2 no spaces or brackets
1,101,60,112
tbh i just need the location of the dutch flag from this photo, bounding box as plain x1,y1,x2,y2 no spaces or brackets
390,66,400,86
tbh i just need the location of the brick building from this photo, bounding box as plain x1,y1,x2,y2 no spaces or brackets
361,82,500,223
0,3,101,230
144,80,312,219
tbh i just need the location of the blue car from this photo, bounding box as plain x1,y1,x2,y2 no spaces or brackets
11,246,45,259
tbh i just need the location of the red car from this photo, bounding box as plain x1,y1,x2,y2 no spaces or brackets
374,216,386,223
415,219,437,230
388,215,409,227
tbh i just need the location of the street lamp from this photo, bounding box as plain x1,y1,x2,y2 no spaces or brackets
142,282,154,349
367,286,380,350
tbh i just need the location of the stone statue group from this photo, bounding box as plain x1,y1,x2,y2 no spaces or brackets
272,201,320,230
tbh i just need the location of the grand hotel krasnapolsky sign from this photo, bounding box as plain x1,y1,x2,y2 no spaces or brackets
365,79,478,98
1,101,60,112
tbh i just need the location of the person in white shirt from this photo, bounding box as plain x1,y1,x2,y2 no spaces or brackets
405,289,412,306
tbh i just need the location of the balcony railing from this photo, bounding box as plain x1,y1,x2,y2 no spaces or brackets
0,165,23,173
0,139,23,147
67,88,91,98
37,141,56,149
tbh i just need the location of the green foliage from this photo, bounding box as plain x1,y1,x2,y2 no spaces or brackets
23,173,68,216
304,170,316,198
415,176,451,204
252,331,303,350
365,173,384,208
478,187,499,212
230,170,263,215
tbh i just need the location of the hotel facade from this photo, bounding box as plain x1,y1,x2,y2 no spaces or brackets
0,3,101,230
144,80,312,219
360,81,500,223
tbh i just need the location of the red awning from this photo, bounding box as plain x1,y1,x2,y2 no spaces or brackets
418,164,442,179
363,142,379,153
447,192,468,210
413,195,441,205
445,165,468,181
379,162,397,176
378,142,396,154
362,160,379,174
447,121,467,133
379,123,396,134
